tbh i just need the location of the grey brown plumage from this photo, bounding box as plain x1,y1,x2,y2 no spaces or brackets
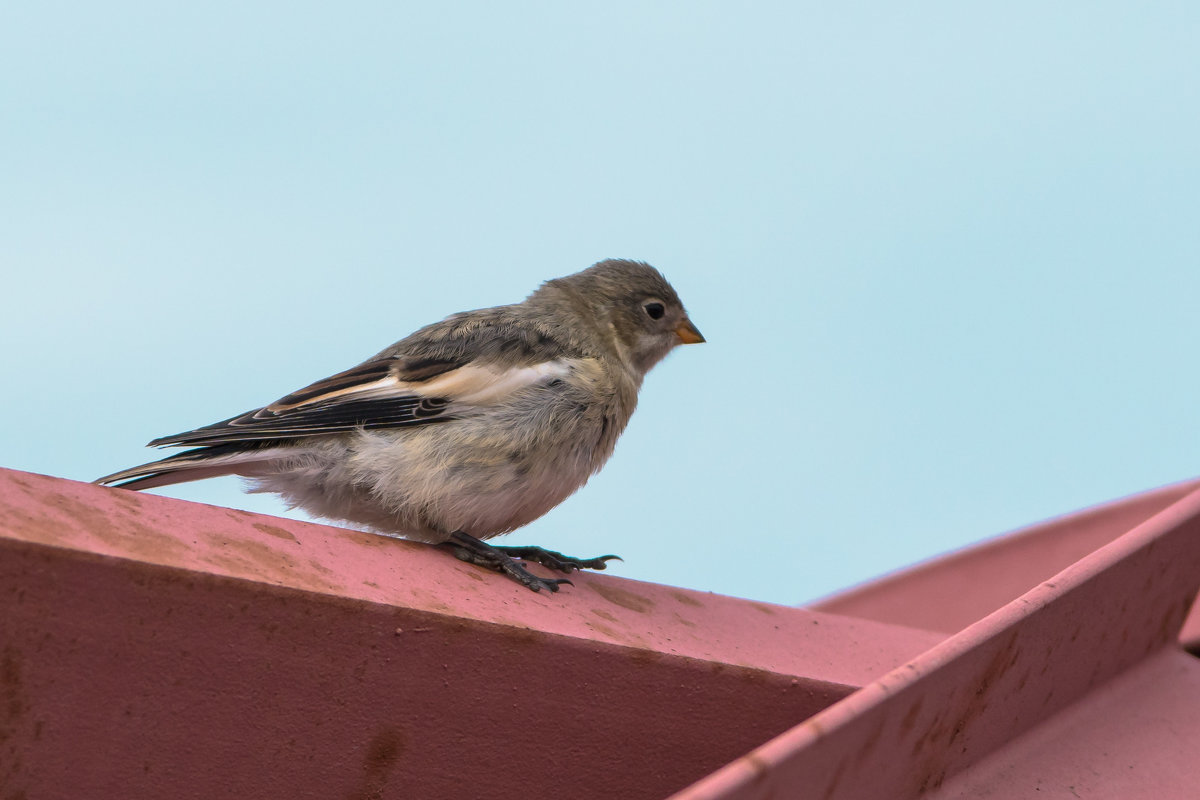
95,259,704,591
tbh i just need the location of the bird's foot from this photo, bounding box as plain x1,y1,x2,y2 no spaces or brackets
491,545,622,573
441,532,574,593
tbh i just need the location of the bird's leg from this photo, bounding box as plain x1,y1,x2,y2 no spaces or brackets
441,531,573,593
490,545,621,573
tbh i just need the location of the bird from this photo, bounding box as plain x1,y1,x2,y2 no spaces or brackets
95,259,705,592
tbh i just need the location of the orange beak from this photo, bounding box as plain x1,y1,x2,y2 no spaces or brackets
674,319,706,344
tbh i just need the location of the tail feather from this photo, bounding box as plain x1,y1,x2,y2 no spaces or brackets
94,444,284,491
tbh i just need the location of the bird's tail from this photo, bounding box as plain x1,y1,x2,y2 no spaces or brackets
94,444,284,491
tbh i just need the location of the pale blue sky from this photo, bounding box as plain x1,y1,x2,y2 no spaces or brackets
4,3,1199,605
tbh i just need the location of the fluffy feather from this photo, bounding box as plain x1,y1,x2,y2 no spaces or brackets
95,259,703,549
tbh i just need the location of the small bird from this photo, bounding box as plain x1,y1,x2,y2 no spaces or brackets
96,259,704,592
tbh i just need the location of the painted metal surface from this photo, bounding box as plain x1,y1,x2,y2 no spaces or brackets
0,468,940,800
673,482,1200,799
5,466,1199,799
812,478,1200,639
928,649,1200,799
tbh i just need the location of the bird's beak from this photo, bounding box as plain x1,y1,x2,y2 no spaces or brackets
674,319,706,344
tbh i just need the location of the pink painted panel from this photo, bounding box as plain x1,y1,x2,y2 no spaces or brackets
0,468,943,800
674,483,1200,799
0,468,941,686
929,650,1200,799
812,478,1200,635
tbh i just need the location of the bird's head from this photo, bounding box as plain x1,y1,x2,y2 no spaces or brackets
541,259,704,376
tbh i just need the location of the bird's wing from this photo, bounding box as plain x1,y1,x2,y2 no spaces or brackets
149,349,574,448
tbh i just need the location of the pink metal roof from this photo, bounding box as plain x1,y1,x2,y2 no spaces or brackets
3,466,1199,798
811,477,1200,639
676,480,1200,799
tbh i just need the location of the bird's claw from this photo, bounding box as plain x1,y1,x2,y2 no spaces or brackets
492,546,622,573
535,577,574,593
443,533,596,593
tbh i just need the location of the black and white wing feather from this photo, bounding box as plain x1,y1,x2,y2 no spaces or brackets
95,315,580,489
148,356,465,447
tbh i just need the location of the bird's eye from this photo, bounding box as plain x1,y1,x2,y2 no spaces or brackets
643,302,666,320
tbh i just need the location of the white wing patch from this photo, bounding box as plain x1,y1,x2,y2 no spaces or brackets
411,360,575,406
266,360,575,414
141,357,584,449
268,375,401,411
